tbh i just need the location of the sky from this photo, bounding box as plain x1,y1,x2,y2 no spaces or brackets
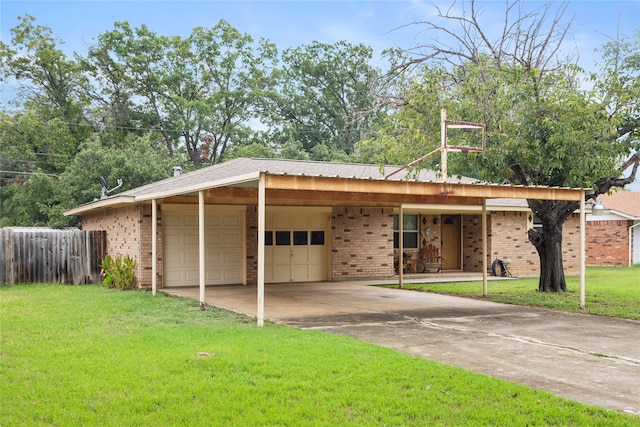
2,0,639,189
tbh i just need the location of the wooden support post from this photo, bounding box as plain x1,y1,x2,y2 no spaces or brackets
482,199,488,297
399,205,404,288
199,191,205,309
257,174,266,327
441,108,447,181
152,199,157,296
580,193,586,309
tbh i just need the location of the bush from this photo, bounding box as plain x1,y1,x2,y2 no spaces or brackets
100,255,138,290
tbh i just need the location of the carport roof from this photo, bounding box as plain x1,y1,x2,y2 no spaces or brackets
64,157,585,216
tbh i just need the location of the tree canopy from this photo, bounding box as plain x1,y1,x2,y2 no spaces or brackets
361,1,639,291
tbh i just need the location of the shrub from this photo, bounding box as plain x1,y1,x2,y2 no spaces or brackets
100,255,138,290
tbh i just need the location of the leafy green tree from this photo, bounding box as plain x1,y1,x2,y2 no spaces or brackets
61,135,175,207
89,20,279,164
0,15,90,144
9,172,70,227
369,0,639,292
272,41,386,160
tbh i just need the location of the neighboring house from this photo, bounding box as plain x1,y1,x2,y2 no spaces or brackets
587,191,640,266
64,158,584,289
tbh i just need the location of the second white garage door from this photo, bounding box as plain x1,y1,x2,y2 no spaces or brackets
264,207,330,283
163,205,244,287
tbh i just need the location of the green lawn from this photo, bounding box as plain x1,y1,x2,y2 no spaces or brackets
2,284,638,426
395,266,640,320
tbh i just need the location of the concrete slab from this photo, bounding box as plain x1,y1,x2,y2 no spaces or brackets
162,281,640,415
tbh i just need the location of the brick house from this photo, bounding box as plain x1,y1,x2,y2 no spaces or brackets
65,158,584,292
587,191,640,266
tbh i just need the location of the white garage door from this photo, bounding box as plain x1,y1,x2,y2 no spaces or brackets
264,208,330,283
163,205,244,287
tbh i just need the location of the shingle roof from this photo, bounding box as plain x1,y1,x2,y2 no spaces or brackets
598,191,640,218
119,157,477,198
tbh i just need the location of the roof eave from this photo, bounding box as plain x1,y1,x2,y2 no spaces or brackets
64,195,136,216
134,171,262,201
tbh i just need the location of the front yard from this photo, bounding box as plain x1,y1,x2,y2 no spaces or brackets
1,283,638,426
396,266,640,320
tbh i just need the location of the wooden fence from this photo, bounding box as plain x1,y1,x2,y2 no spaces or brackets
0,228,107,285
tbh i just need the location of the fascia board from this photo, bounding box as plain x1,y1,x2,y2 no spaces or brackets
134,171,261,202
63,195,136,216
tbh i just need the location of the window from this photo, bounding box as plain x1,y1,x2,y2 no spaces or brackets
276,231,290,245
265,231,273,245
310,231,325,245
393,214,418,249
293,231,308,245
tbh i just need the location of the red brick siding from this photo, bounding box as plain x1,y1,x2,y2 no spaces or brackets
462,215,484,272
586,220,631,266
488,211,580,277
81,205,142,284
138,203,163,288
246,206,258,285
331,207,395,279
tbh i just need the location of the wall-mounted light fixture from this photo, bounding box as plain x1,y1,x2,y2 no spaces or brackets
433,217,439,225
473,217,479,226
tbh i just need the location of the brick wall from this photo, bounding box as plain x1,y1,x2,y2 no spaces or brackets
462,215,484,272
488,211,538,276
246,206,258,285
331,207,395,279
81,204,142,282
138,203,163,288
586,220,631,266
488,211,580,277
563,214,581,274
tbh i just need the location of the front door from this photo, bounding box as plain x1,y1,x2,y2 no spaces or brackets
441,215,461,270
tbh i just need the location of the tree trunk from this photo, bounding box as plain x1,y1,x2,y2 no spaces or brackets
526,200,575,292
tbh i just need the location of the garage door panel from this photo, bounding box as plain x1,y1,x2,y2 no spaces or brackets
266,209,328,283
292,264,309,281
164,208,243,287
224,250,241,263
291,248,309,263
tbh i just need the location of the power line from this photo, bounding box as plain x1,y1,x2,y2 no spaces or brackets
0,170,59,177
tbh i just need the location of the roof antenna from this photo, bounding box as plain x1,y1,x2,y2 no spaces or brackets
98,176,123,200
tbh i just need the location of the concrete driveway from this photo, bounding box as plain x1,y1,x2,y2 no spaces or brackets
162,281,640,415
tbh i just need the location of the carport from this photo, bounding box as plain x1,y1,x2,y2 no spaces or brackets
66,158,588,326
142,167,587,326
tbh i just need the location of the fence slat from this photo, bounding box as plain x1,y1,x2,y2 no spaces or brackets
0,228,107,285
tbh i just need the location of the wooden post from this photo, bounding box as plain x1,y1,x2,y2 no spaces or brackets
152,199,157,296
441,108,447,182
482,199,488,297
257,173,266,327
580,193,586,309
399,205,404,288
199,191,205,309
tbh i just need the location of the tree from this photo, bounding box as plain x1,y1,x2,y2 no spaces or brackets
373,0,639,291
0,15,91,144
89,20,279,165
61,135,174,207
272,41,386,160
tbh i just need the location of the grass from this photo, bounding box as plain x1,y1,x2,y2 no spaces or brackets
2,284,638,426
393,266,640,320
